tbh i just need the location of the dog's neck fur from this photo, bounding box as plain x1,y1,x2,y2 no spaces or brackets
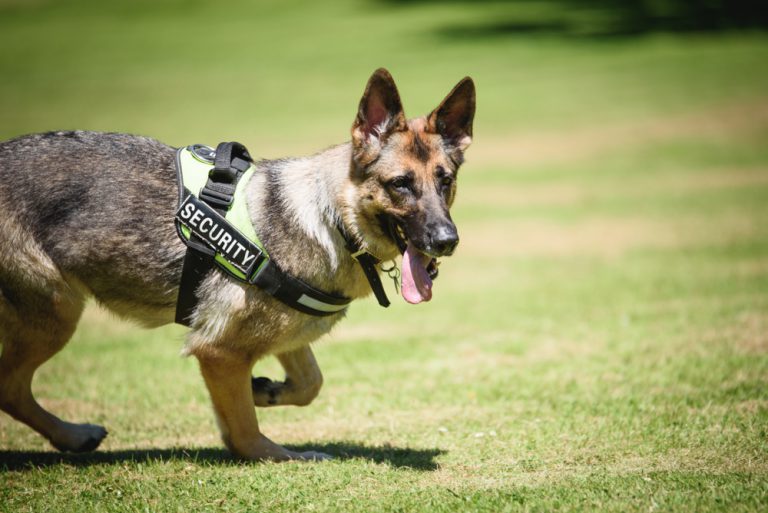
244,142,381,301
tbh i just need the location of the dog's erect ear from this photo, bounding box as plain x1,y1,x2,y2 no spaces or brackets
427,77,476,156
352,68,407,166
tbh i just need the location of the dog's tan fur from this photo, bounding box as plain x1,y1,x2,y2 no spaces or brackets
0,69,475,461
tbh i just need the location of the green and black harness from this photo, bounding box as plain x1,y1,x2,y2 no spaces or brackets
174,142,389,326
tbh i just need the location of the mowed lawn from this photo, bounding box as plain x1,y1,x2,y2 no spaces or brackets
1,1,767,511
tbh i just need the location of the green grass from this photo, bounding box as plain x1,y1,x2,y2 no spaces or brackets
1,0,767,511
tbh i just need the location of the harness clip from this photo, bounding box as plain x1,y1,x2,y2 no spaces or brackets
199,187,234,209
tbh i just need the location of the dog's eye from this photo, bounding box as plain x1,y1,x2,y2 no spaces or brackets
436,166,453,189
389,175,413,192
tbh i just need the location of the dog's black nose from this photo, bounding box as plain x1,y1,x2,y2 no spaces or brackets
432,224,459,256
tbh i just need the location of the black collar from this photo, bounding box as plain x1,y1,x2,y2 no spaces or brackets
337,224,391,308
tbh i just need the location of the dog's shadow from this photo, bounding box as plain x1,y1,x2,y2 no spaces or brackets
0,442,445,472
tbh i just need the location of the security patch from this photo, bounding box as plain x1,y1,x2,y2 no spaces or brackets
176,195,264,277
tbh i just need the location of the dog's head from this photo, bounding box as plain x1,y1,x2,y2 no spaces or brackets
347,68,475,304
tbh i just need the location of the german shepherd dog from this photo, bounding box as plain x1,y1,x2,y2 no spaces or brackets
0,69,475,461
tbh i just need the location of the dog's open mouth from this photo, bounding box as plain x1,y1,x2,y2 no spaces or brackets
388,221,440,305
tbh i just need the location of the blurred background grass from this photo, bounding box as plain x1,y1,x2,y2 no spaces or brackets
3,0,768,147
1,1,767,511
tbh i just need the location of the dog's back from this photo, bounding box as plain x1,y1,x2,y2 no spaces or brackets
0,131,185,325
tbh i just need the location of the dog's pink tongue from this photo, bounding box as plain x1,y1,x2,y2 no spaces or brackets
401,243,433,304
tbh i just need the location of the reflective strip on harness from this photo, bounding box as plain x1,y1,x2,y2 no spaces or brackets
297,294,349,313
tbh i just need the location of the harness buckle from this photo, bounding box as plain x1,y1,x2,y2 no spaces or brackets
199,187,234,209
245,252,268,283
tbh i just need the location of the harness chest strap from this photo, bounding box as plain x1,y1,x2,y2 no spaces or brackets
174,143,353,326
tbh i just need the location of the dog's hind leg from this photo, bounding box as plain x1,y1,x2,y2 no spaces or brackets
0,226,107,452
0,289,108,452
252,345,323,407
194,344,330,461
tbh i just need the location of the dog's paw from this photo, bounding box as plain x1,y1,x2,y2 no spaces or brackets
251,376,287,407
51,423,108,453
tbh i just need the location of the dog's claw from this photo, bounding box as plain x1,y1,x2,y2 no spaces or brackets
299,450,333,461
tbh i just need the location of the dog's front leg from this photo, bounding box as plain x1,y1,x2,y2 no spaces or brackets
252,345,323,407
195,346,330,461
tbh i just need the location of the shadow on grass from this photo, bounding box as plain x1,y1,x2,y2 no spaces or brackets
0,442,444,472
287,442,444,470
